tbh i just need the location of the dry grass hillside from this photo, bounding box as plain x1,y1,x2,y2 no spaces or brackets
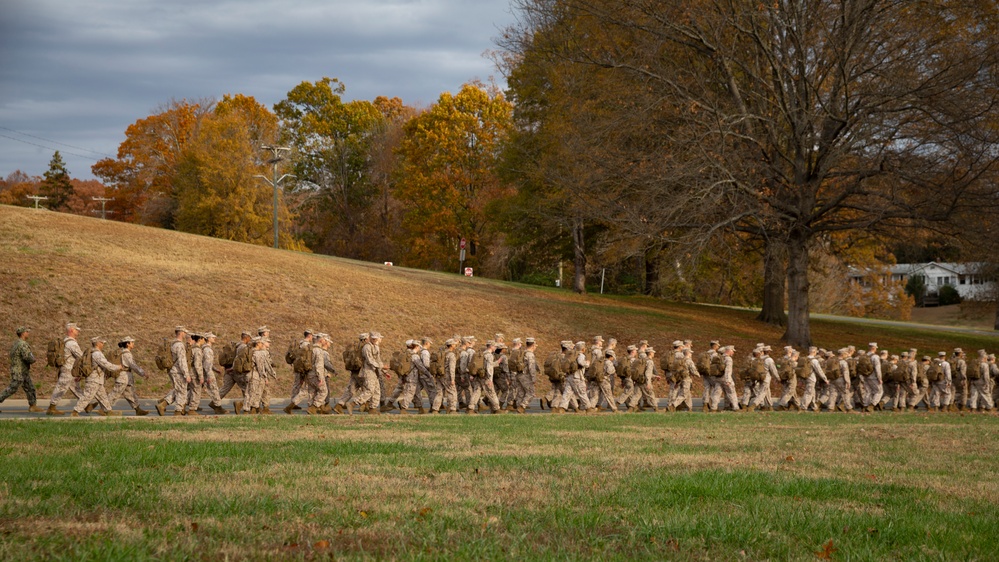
1,204,996,397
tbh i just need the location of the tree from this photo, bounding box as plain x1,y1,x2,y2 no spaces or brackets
275,78,389,259
39,152,74,211
173,94,302,248
394,83,514,272
503,0,999,345
93,100,211,226
0,171,40,207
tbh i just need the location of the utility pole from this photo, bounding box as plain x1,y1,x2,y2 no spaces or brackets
255,145,294,249
91,197,114,219
25,195,48,209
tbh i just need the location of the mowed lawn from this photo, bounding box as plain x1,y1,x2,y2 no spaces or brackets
1,413,997,561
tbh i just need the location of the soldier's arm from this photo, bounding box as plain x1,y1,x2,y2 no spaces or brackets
93,351,121,372
124,352,147,377
323,354,337,375
813,359,828,383
69,340,84,359
23,343,36,365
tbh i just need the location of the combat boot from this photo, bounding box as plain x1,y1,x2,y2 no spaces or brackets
47,404,65,416
320,404,333,414
516,406,526,414
155,399,167,416
292,403,302,410
418,406,427,414
745,404,756,413
333,403,345,415
70,411,79,417
368,407,379,415
134,406,150,416
28,405,44,413
467,407,477,415
84,403,95,414
398,403,409,415
173,409,184,416
210,405,226,415
96,409,108,417
261,406,273,415
306,406,319,415
380,403,394,413
233,401,243,414
106,410,122,416
185,408,200,416
283,403,295,415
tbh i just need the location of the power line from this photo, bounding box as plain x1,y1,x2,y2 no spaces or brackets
0,131,101,161
0,125,115,158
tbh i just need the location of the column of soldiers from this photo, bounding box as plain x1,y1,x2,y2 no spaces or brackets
4,323,998,415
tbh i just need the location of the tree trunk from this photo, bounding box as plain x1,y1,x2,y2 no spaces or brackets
994,302,998,331
645,248,660,296
756,239,788,326
782,232,811,347
572,216,587,294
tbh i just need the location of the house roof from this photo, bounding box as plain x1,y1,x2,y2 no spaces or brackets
848,262,988,278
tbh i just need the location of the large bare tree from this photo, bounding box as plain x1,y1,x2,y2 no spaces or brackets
502,0,999,345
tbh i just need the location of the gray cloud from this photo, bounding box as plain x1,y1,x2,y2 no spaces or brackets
0,0,515,180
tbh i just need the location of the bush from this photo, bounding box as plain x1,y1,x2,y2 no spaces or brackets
938,284,962,306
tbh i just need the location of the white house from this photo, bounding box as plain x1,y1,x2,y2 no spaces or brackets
849,262,995,301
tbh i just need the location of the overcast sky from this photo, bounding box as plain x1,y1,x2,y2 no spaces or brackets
0,0,517,181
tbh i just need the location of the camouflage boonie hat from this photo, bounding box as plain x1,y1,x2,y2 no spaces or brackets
525,337,535,344
16,326,31,336
119,336,136,344
359,333,369,340
90,336,106,344
174,326,188,334
605,349,616,358
646,347,656,354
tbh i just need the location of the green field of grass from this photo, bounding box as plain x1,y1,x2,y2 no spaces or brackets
2,413,997,561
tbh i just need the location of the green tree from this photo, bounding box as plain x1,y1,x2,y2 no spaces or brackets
39,151,74,211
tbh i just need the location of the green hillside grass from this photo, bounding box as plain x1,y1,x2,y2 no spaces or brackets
1,204,996,398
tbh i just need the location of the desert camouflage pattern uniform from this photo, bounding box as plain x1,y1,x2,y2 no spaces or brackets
516,349,538,409
50,337,84,406
928,358,952,409
949,356,967,409
670,355,699,411
776,354,799,409
219,342,249,400
165,340,191,412
353,341,383,410
107,348,144,409
243,348,273,413
187,343,205,410
862,352,884,409
710,355,741,412
432,349,458,412
74,348,119,413
968,355,993,410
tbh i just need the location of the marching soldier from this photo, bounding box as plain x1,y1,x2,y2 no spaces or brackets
352,331,385,414
105,336,150,416
157,327,191,416
48,322,85,415
72,337,121,416
668,347,700,412
775,346,800,411
1,327,43,413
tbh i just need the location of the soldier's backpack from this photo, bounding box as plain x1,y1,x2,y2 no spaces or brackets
856,354,874,377
585,355,606,381
846,356,857,378
47,338,66,368
288,340,312,374
429,348,443,377
390,349,414,376
927,360,944,382
778,360,795,382
72,349,93,378
508,348,525,372
233,345,254,374
544,352,566,382
750,357,768,382
887,363,904,383
218,341,238,369
106,346,123,369
796,358,811,379
467,351,484,378
155,339,175,371
285,340,298,365
563,352,579,376
967,360,981,380
709,353,725,377
696,351,713,377
826,357,842,379
343,342,364,372
631,359,647,385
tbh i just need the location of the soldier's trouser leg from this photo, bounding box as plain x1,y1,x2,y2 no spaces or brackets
597,379,617,412
862,375,883,408
387,376,406,404
616,378,633,406
167,371,188,412
107,373,139,408
352,372,380,409
397,372,419,409
305,372,328,408
468,378,483,409
219,371,240,399
514,372,533,408
907,385,924,408
289,371,305,406
800,377,817,410
243,373,261,412
750,376,771,407
952,376,968,408
416,372,437,409
720,376,740,411
631,383,657,410
587,380,599,406
0,372,37,405
969,379,993,410
564,373,591,410
482,378,501,410
49,371,83,406
671,378,691,409
201,371,221,407
74,373,110,413
928,382,947,408
187,378,203,410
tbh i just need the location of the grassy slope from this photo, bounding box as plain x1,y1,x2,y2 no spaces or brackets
1,203,997,397
0,414,997,560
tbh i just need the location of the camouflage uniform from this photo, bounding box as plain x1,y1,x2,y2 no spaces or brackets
559,347,592,411
304,344,330,408
862,350,884,410
219,340,249,401
352,340,383,410
908,359,930,410
187,343,205,411
74,346,120,413
107,346,144,409
710,352,741,411
949,352,968,410
289,337,312,407
243,346,272,413
615,356,637,409
636,355,659,411
468,347,502,413
417,346,438,411
517,346,538,410
201,342,224,411
593,355,618,412
800,353,827,411
669,354,699,411
2,336,37,406
751,353,777,409
586,344,605,407
968,354,993,410
396,347,425,410
433,347,459,413
494,352,512,409
50,337,84,407
163,339,191,413
928,356,952,409
826,354,853,412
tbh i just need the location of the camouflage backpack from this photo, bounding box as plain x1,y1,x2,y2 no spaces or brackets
467,351,484,378
927,360,944,382
508,348,525,372
585,355,606,382
106,346,123,369
343,342,364,372
750,357,768,382
544,352,566,383
856,354,874,377
154,339,175,371
778,359,795,382
967,359,981,380
631,359,646,385
72,349,93,378
696,351,713,377
218,341,238,369
390,349,414,376
232,344,253,374
46,338,66,368
826,357,842,379
429,348,443,377
287,340,311,374
887,363,904,383
709,353,725,377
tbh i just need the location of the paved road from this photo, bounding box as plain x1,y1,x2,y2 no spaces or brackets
0,397,705,419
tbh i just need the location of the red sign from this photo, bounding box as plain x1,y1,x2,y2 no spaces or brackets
464,268,473,277
460,238,467,249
